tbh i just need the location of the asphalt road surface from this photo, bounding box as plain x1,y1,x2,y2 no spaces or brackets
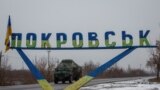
0,77,147,90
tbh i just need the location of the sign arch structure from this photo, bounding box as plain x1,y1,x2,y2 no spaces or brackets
4,16,157,90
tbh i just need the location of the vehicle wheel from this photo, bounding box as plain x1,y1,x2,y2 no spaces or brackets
69,76,73,83
75,74,80,81
75,77,79,81
62,80,65,84
54,79,58,84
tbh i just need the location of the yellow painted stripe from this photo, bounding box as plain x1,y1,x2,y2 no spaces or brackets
37,79,53,90
64,75,93,90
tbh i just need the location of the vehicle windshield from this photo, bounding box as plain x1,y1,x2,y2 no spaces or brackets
56,60,78,71
58,63,70,68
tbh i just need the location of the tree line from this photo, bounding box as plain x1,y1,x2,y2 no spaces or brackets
0,57,152,86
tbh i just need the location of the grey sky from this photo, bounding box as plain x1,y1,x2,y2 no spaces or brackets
0,0,160,70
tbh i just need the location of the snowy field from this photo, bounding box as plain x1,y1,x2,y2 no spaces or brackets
81,77,160,90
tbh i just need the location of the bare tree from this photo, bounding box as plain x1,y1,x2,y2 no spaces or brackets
146,41,160,80
35,57,56,82
82,60,99,75
0,52,12,86
35,57,47,75
48,60,56,82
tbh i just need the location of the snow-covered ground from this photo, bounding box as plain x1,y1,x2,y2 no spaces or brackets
81,77,160,90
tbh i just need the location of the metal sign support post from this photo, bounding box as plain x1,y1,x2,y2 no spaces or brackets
16,49,53,90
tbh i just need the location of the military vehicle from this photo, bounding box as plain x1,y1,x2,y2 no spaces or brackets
54,59,82,84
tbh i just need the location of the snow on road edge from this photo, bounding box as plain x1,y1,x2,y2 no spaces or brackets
81,77,160,90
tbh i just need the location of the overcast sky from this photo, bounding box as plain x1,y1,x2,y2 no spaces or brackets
0,0,160,70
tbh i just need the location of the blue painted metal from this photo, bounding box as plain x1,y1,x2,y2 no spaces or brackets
16,49,44,80
11,45,157,50
88,47,136,77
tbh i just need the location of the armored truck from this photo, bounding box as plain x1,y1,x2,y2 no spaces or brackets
54,59,82,84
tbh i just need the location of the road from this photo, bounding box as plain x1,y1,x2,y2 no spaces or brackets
0,77,148,90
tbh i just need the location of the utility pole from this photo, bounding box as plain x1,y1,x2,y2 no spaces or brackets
48,51,50,68
0,51,2,84
0,51,2,69
47,50,51,82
